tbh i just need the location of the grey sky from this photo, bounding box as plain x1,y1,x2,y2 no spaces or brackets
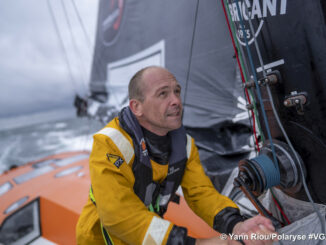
0,0,99,118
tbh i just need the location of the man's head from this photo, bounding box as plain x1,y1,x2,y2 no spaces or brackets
128,66,183,136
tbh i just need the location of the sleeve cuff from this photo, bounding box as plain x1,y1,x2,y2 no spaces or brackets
166,225,196,245
213,207,246,234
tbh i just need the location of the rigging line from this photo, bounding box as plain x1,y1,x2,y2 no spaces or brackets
46,0,78,94
248,91,265,143
271,194,288,225
223,0,265,145
223,1,258,154
222,0,262,152
70,0,104,82
223,1,250,81
229,13,265,144
60,0,89,94
224,4,265,143
71,0,117,116
242,2,326,238
231,8,260,144
182,0,199,120
234,0,279,172
71,0,92,49
270,188,291,225
221,0,260,152
243,6,266,80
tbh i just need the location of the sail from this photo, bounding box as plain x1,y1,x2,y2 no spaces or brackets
87,0,254,190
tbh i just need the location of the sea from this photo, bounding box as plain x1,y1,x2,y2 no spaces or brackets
0,108,104,174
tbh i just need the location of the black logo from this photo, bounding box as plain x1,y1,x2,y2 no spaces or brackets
106,153,124,168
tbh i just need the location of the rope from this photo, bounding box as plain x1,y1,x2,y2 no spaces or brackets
70,0,107,91
271,188,291,225
251,155,280,189
221,0,260,152
71,0,92,49
233,0,279,172
46,0,78,94
182,0,200,120
60,0,89,95
222,1,265,144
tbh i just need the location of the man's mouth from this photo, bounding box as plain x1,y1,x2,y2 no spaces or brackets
167,110,181,117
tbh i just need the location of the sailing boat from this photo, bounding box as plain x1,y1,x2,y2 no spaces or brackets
2,0,326,244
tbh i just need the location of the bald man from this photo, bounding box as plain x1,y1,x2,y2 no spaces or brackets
76,66,276,245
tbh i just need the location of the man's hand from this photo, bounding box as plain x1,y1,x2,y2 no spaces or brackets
231,215,278,244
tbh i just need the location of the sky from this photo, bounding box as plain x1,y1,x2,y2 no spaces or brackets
0,0,99,118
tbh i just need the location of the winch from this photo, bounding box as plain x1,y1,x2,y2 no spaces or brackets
234,140,306,227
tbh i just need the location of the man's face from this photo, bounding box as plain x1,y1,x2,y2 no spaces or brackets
137,68,183,136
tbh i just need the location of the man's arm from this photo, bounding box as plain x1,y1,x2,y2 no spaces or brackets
181,136,276,244
181,136,240,227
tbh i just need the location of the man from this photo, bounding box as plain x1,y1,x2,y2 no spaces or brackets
76,66,276,244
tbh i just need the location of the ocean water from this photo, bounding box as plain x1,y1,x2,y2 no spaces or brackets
0,108,104,174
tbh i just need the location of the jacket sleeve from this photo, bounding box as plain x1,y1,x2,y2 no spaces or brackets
180,136,242,231
90,132,174,244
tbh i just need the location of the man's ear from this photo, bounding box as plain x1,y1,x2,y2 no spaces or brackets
129,99,143,117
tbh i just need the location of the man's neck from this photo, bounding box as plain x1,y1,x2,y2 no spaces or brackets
142,126,168,139
141,126,170,165
137,119,168,136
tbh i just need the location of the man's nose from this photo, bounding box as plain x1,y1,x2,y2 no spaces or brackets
170,93,181,106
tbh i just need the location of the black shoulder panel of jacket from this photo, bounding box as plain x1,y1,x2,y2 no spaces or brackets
213,207,246,234
166,226,196,245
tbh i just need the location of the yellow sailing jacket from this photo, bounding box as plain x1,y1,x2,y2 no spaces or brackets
76,117,238,245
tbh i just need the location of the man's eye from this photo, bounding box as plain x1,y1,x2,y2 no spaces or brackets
175,89,181,95
159,91,167,97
